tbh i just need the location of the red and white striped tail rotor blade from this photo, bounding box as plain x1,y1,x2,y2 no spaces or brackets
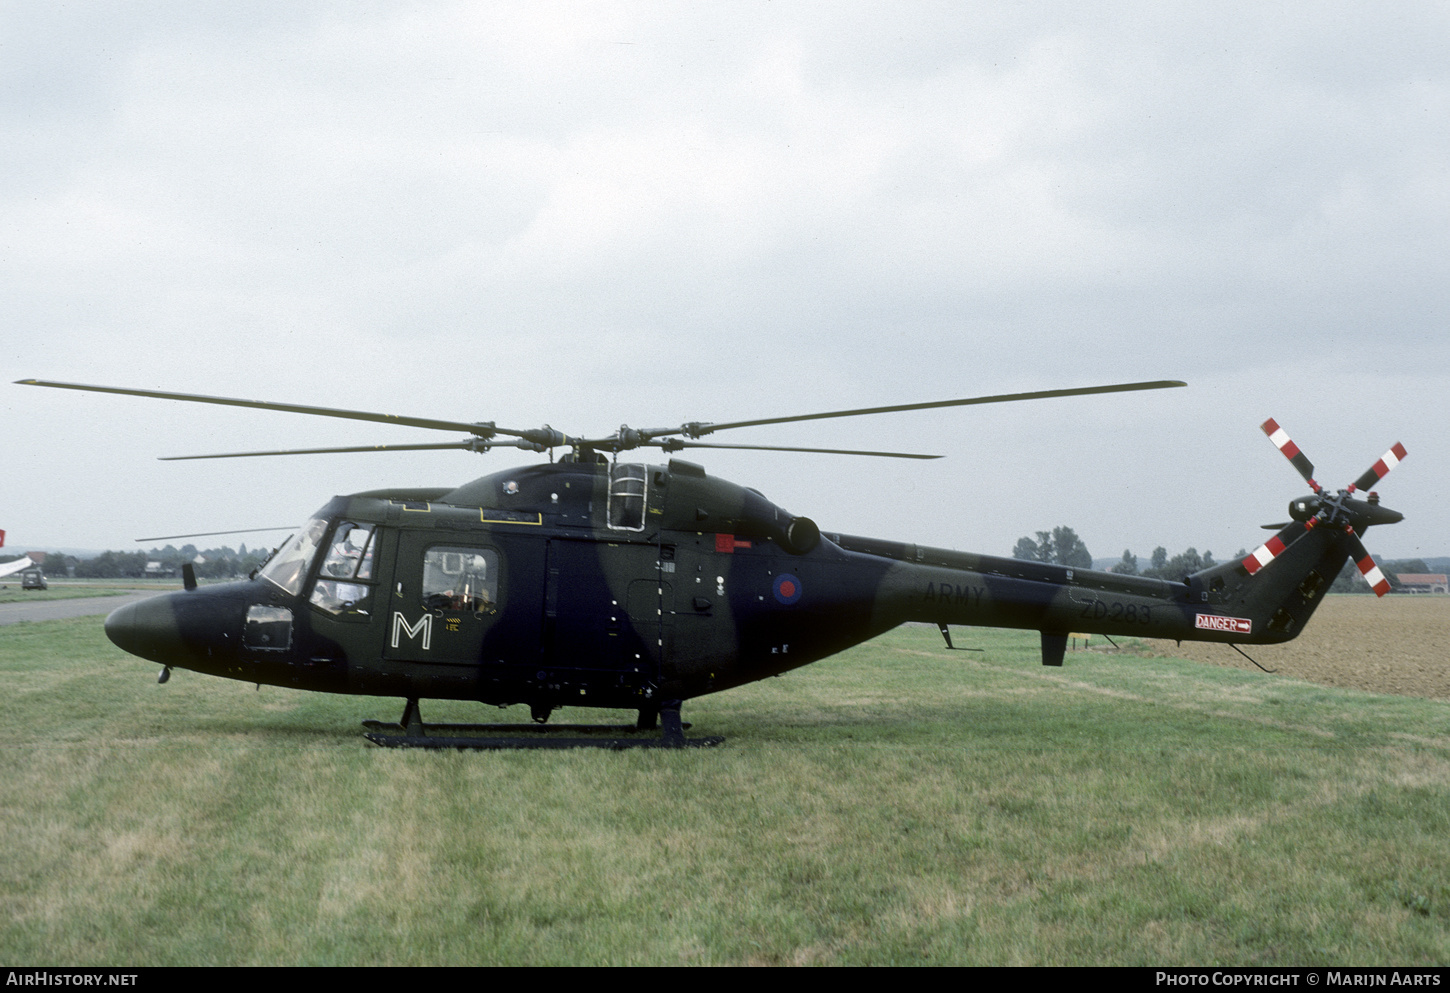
1261,419,1322,493
1242,521,1308,575
1348,442,1407,494
1344,530,1392,597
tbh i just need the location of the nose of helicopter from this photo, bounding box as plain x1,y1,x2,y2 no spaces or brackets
105,596,179,663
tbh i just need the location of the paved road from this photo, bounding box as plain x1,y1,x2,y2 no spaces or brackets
0,592,157,626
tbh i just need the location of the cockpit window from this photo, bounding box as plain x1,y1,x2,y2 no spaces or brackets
259,518,328,596
320,522,375,580
421,546,498,612
310,522,377,617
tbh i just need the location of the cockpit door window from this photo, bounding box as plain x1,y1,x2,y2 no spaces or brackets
310,522,377,617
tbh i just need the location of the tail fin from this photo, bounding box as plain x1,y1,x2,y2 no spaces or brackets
1190,523,1353,643
1190,421,1407,643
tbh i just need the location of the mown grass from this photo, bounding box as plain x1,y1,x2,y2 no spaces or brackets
1,618,1446,965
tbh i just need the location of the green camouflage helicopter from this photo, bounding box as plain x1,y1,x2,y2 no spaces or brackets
17,378,1406,748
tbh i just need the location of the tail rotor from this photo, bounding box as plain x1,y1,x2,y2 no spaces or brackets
1243,420,1406,597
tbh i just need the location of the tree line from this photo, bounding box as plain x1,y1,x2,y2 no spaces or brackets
2,543,276,581
1012,526,1240,579
1104,545,1237,580
1011,527,1094,569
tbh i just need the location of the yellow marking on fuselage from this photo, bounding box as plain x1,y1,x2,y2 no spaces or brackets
479,511,544,525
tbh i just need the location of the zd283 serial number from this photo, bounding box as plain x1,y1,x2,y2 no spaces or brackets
1079,599,1153,623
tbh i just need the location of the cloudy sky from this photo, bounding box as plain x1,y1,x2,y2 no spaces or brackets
4,2,1446,569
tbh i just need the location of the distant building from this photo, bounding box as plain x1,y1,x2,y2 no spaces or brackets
1395,573,1448,594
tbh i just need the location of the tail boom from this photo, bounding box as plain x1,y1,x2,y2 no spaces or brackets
845,521,1361,658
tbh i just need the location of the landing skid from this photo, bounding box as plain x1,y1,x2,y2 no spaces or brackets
362,698,724,750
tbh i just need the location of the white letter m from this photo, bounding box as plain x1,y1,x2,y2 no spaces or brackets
391,611,433,650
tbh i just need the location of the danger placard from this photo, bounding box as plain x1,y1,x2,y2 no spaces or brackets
1194,614,1252,634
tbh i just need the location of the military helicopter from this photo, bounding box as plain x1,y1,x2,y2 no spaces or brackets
17,378,1406,748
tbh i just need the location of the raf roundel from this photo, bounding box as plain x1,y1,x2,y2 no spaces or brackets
774,573,803,605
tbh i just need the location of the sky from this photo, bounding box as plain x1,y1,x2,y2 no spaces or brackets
3,1,1447,568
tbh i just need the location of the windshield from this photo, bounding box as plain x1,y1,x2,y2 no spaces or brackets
258,518,328,596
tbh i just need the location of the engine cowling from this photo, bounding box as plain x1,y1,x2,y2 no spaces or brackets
782,516,820,555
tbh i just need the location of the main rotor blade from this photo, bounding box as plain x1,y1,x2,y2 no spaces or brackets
676,380,1186,437
135,527,295,542
659,441,941,460
16,379,512,439
159,439,536,460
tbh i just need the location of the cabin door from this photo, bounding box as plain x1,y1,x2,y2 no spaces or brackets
382,532,526,666
543,538,667,693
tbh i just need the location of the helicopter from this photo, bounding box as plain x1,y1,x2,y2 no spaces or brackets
16,378,1406,748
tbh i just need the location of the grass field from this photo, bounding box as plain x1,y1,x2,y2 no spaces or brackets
1,615,1447,965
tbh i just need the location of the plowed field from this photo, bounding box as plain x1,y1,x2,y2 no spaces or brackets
1140,595,1450,700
